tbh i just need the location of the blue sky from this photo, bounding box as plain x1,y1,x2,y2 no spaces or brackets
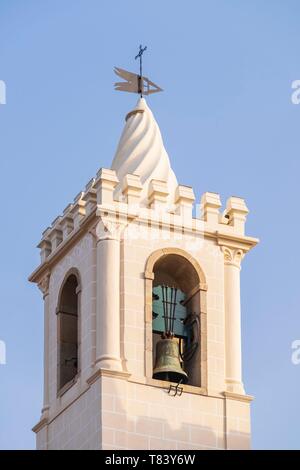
0,0,299,449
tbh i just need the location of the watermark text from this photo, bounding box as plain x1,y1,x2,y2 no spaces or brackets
291,340,300,365
0,80,6,105
0,340,6,365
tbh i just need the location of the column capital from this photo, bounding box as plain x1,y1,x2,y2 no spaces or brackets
221,246,244,269
222,245,245,394
38,272,51,298
89,215,125,243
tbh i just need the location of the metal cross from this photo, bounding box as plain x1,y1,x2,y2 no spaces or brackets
135,45,147,96
114,45,162,96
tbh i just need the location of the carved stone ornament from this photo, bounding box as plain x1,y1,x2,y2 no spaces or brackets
38,272,51,297
221,247,244,268
90,216,125,242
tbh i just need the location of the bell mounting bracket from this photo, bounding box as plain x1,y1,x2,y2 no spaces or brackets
167,379,183,397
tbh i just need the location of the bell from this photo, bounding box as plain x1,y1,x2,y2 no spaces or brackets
153,337,188,384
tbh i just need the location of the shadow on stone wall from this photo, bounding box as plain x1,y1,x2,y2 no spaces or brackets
99,380,251,451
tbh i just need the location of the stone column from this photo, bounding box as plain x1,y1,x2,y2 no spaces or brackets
38,272,51,415
95,219,122,371
222,247,245,394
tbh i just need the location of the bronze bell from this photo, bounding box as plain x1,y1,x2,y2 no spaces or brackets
153,337,188,384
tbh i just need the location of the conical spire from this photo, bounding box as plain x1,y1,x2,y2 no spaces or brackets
111,98,178,205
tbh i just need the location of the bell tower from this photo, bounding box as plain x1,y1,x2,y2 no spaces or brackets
30,94,258,450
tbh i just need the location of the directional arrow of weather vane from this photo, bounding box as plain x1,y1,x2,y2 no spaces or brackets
114,45,163,97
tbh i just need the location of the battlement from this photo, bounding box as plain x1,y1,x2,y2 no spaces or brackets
34,168,253,266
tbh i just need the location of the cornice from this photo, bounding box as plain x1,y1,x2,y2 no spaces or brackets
216,231,259,252
86,368,131,385
223,391,254,403
29,204,259,285
32,416,48,433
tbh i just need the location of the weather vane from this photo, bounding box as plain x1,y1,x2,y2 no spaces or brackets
114,45,163,97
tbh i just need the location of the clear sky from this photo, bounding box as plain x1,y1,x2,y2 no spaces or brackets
0,0,299,450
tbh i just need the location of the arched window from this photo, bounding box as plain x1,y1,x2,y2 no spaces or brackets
57,273,80,391
151,253,202,387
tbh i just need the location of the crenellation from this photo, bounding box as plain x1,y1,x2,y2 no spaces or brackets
200,192,222,226
94,168,119,205
122,173,142,206
175,184,195,220
85,178,95,192
70,192,86,229
63,203,74,215
148,179,169,210
34,171,253,267
73,191,85,203
224,196,249,235
37,228,52,262
60,216,74,239
61,204,74,239
82,178,97,215
50,216,62,227
48,217,63,251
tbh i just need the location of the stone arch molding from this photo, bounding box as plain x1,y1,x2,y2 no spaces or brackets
144,247,207,290
144,247,208,391
57,267,82,310
56,267,82,394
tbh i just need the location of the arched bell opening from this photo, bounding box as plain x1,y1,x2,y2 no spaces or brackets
56,271,81,392
151,253,202,387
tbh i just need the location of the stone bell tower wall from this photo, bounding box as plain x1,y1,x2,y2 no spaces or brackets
30,166,257,450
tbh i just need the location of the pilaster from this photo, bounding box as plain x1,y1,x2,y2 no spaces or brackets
37,271,51,423
221,246,245,394
95,215,123,372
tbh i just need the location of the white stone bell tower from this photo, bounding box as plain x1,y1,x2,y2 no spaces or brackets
30,97,258,450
